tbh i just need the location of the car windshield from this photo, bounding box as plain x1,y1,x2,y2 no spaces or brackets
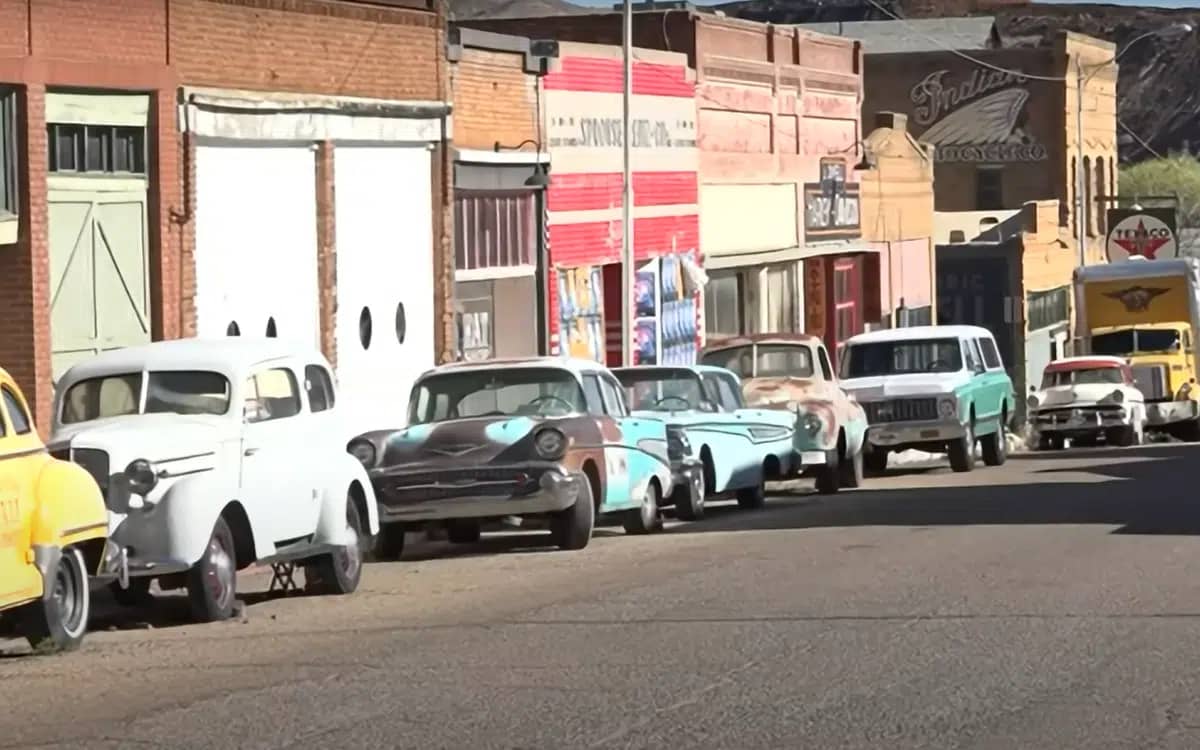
841,338,963,377
60,371,232,424
409,367,586,424
1092,328,1181,355
701,344,814,379
1042,367,1125,388
614,369,710,411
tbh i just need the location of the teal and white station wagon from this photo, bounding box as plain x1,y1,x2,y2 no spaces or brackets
839,325,1015,474
613,365,798,518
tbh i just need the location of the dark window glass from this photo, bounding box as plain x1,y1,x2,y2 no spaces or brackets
304,365,336,413
85,126,110,172
581,374,605,415
0,89,16,216
976,167,1003,210
112,127,145,173
2,386,31,434
243,368,301,423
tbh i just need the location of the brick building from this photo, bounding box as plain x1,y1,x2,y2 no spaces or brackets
860,30,1117,416
462,9,871,361
447,27,557,361
0,0,448,434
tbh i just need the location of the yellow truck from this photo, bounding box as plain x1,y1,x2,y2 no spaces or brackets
1073,257,1200,439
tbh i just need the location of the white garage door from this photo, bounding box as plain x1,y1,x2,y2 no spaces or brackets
334,146,435,435
194,145,320,347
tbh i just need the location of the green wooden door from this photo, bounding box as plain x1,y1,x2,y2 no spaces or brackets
48,186,151,381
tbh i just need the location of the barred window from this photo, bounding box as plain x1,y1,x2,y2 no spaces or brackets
454,190,536,273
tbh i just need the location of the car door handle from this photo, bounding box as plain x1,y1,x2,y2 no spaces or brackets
244,447,259,456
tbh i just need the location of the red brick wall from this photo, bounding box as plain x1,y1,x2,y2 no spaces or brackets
0,0,445,433
452,47,539,152
170,0,441,100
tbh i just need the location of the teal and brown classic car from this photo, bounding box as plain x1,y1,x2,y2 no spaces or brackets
347,357,677,557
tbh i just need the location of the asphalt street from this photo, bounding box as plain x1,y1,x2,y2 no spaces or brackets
4,444,1200,749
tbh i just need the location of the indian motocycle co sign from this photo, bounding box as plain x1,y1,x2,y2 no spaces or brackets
909,69,1048,163
1105,208,1179,262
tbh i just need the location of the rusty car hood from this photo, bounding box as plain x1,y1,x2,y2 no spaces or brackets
741,376,827,409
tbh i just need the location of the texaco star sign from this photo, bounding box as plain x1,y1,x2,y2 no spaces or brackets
1106,213,1178,262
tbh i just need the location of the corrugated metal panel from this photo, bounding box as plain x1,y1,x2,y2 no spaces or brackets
548,171,699,213
544,57,693,97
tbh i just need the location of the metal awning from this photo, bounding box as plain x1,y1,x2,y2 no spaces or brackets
703,241,876,271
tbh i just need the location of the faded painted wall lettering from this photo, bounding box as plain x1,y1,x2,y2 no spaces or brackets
566,117,677,148
909,69,1046,163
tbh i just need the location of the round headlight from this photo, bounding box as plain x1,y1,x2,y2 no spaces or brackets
937,397,957,418
125,459,158,496
1027,394,1040,409
1110,389,1124,403
347,439,376,468
802,413,822,436
534,428,566,460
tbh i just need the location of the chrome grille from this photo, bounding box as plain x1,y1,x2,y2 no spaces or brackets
1131,364,1168,401
380,467,543,504
863,398,939,424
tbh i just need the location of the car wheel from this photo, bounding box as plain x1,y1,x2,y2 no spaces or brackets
981,418,1008,466
736,479,767,509
814,448,841,494
306,497,368,596
20,547,90,653
623,480,662,535
550,474,595,551
949,423,975,472
373,524,406,561
864,447,888,476
671,468,705,521
186,517,238,623
838,446,864,488
446,520,482,545
108,577,153,608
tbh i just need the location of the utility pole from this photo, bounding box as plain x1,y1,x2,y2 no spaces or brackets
620,0,635,366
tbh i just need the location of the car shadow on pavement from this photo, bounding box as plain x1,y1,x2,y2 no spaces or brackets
663,445,1200,538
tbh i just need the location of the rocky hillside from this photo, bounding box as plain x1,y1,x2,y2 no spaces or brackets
448,0,1200,162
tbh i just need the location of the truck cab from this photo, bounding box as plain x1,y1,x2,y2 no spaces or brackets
1074,258,1200,439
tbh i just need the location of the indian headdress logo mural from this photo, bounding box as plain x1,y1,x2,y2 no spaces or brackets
910,69,1048,163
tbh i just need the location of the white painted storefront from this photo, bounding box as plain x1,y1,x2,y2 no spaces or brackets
183,88,446,435
194,145,320,345
333,146,435,433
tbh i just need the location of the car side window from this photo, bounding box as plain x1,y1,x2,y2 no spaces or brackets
2,386,32,435
581,374,605,415
598,374,628,417
817,347,834,380
304,364,336,413
714,375,743,411
244,368,302,423
978,337,1003,370
962,339,982,373
700,375,723,409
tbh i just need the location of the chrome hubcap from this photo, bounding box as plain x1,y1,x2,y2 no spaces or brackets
206,537,235,611
643,485,658,526
53,560,81,629
335,522,362,581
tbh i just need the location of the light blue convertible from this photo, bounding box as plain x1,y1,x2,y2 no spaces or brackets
613,365,796,518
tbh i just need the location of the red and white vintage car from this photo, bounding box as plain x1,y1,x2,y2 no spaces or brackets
1028,355,1147,449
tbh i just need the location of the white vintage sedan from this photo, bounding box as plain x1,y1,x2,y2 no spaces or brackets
1028,355,1146,449
49,338,379,622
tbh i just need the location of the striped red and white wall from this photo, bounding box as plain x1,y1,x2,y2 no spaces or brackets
542,42,701,362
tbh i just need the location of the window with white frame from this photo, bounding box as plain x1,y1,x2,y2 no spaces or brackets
454,190,536,273
0,89,16,218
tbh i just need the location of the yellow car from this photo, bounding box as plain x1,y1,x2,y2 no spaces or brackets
0,368,108,652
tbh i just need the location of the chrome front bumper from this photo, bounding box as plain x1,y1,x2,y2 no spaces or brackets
1033,407,1130,434
377,470,584,523
866,419,966,448
1146,400,1199,426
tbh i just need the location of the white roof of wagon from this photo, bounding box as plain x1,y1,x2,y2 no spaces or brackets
846,325,995,345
